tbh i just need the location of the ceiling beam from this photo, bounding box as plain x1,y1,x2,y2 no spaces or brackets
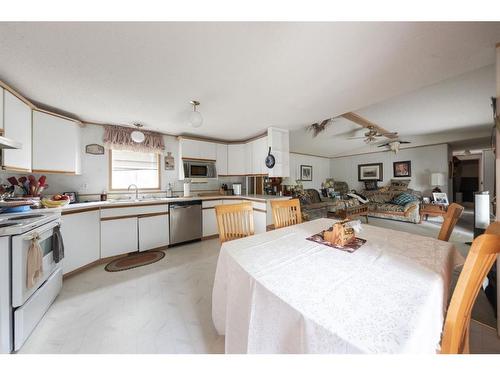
341,112,398,139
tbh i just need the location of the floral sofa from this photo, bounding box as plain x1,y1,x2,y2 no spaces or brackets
361,181,422,224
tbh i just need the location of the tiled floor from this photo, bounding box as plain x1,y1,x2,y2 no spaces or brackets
19,215,500,354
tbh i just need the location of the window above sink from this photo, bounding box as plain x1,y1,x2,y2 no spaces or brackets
109,150,160,190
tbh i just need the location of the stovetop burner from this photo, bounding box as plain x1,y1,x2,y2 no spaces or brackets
0,222,22,228
7,214,45,221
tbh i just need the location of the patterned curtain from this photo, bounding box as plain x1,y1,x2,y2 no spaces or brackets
103,125,165,154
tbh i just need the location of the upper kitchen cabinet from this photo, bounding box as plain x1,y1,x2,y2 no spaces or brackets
252,136,268,175
2,91,32,172
32,110,82,174
216,143,228,176
267,127,290,177
179,137,216,160
227,144,245,175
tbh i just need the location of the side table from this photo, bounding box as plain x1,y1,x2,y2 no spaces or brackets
419,203,448,223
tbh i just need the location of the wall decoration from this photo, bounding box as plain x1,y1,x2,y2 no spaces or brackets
300,165,313,181
85,144,105,155
358,163,383,181
393,160,411,177
432,192,449,205
364,180,378,191
164,152,175,170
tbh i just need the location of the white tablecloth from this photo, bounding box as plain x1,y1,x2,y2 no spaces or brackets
212,218,464,354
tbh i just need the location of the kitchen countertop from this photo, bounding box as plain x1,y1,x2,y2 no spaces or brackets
37,194,291,213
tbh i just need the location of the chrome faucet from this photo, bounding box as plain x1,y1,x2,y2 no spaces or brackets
127,184,139,200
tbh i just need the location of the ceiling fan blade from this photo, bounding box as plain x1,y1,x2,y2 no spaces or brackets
319,119,330,127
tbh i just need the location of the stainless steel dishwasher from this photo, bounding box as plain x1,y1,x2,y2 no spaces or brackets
169,200,202,245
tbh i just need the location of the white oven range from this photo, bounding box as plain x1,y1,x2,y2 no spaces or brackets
0,211,62,353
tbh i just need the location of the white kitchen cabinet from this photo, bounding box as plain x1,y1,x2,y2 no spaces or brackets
254,210,267,234
180,138,216,160
216,143,228,176
32,110,82,174
252,136,268,175
202,209,218,237
227,144,245,175
2,91,32,172
245,141,253,175
138,214,169,251
61,210,100,275
101,217,138,258
0,88,4,131
267,127,290,177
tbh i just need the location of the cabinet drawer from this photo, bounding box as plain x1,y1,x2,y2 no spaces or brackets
100,204,168,218
202,200,223,209
251,201,267,211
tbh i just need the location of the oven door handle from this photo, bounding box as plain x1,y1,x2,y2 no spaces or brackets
21,221,61,241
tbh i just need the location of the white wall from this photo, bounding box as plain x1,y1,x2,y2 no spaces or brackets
0,124,244,197
290,152,331,190
329,143,451,197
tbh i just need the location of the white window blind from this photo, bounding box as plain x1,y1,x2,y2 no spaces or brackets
110,150,160,190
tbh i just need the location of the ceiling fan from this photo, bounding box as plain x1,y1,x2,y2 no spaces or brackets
377,139,412,153
347,125,399,143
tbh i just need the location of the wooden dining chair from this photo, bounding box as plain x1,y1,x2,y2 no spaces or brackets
437,203,465,242
215,202,255,243
271,199,302,229
441,222,500,354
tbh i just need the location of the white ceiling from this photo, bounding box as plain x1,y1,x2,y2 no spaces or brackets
0,22,499,146
291,64,496,157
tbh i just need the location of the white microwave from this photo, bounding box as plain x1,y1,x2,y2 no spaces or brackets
183,160,217,179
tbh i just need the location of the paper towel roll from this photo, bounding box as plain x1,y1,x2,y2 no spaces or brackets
183,182,191,197
475,191,490,230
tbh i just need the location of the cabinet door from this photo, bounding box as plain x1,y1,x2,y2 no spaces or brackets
32,110,82,174
254,210,267,234
181,139,216,160
202,208,218,237
227,144,245,175
101,217,138,258
61,210,100,274
252,136,268,175
245,141,253,175
267,127,290,177
3,91,32,171
216,143,228,176
138,214,169,251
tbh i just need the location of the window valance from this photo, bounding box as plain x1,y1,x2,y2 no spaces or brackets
103,125,165,154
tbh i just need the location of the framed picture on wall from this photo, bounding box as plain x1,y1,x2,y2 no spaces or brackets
299,165,313,181
393,160,411,177
358,163,383,181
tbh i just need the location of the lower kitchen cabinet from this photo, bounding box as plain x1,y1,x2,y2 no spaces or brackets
101,217,138,258
138,214,169,251
61,210,100,275
254,210,267,234
202,208,218,237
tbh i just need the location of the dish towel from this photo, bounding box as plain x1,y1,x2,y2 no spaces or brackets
26,235,43,289
52,225,65,263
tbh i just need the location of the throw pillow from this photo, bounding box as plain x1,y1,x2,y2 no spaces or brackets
389,179,411,191
347,191,369,204
390,192,418,206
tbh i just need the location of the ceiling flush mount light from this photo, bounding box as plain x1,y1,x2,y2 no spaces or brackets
188,100,203,128
131,123,145,143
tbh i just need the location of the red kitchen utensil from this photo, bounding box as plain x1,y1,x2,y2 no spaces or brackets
7,177,18,186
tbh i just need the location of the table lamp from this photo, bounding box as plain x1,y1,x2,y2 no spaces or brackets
431,173,445,193
281,177,298,195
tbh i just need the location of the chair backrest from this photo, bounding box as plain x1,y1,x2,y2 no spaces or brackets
215,202,255,243
438,203,464,242
271,198,302,229
441,222,500,354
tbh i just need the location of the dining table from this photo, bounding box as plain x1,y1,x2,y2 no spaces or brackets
211,218,464,354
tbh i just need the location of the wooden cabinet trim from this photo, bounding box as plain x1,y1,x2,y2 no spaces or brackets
101,202,169,209
253,208,267,213
32,169,77,175
181,157,216,162
101,212,168,221
2,166,31,173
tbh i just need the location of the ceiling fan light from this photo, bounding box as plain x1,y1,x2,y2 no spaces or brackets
188,110,203,128
131,130,145,143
